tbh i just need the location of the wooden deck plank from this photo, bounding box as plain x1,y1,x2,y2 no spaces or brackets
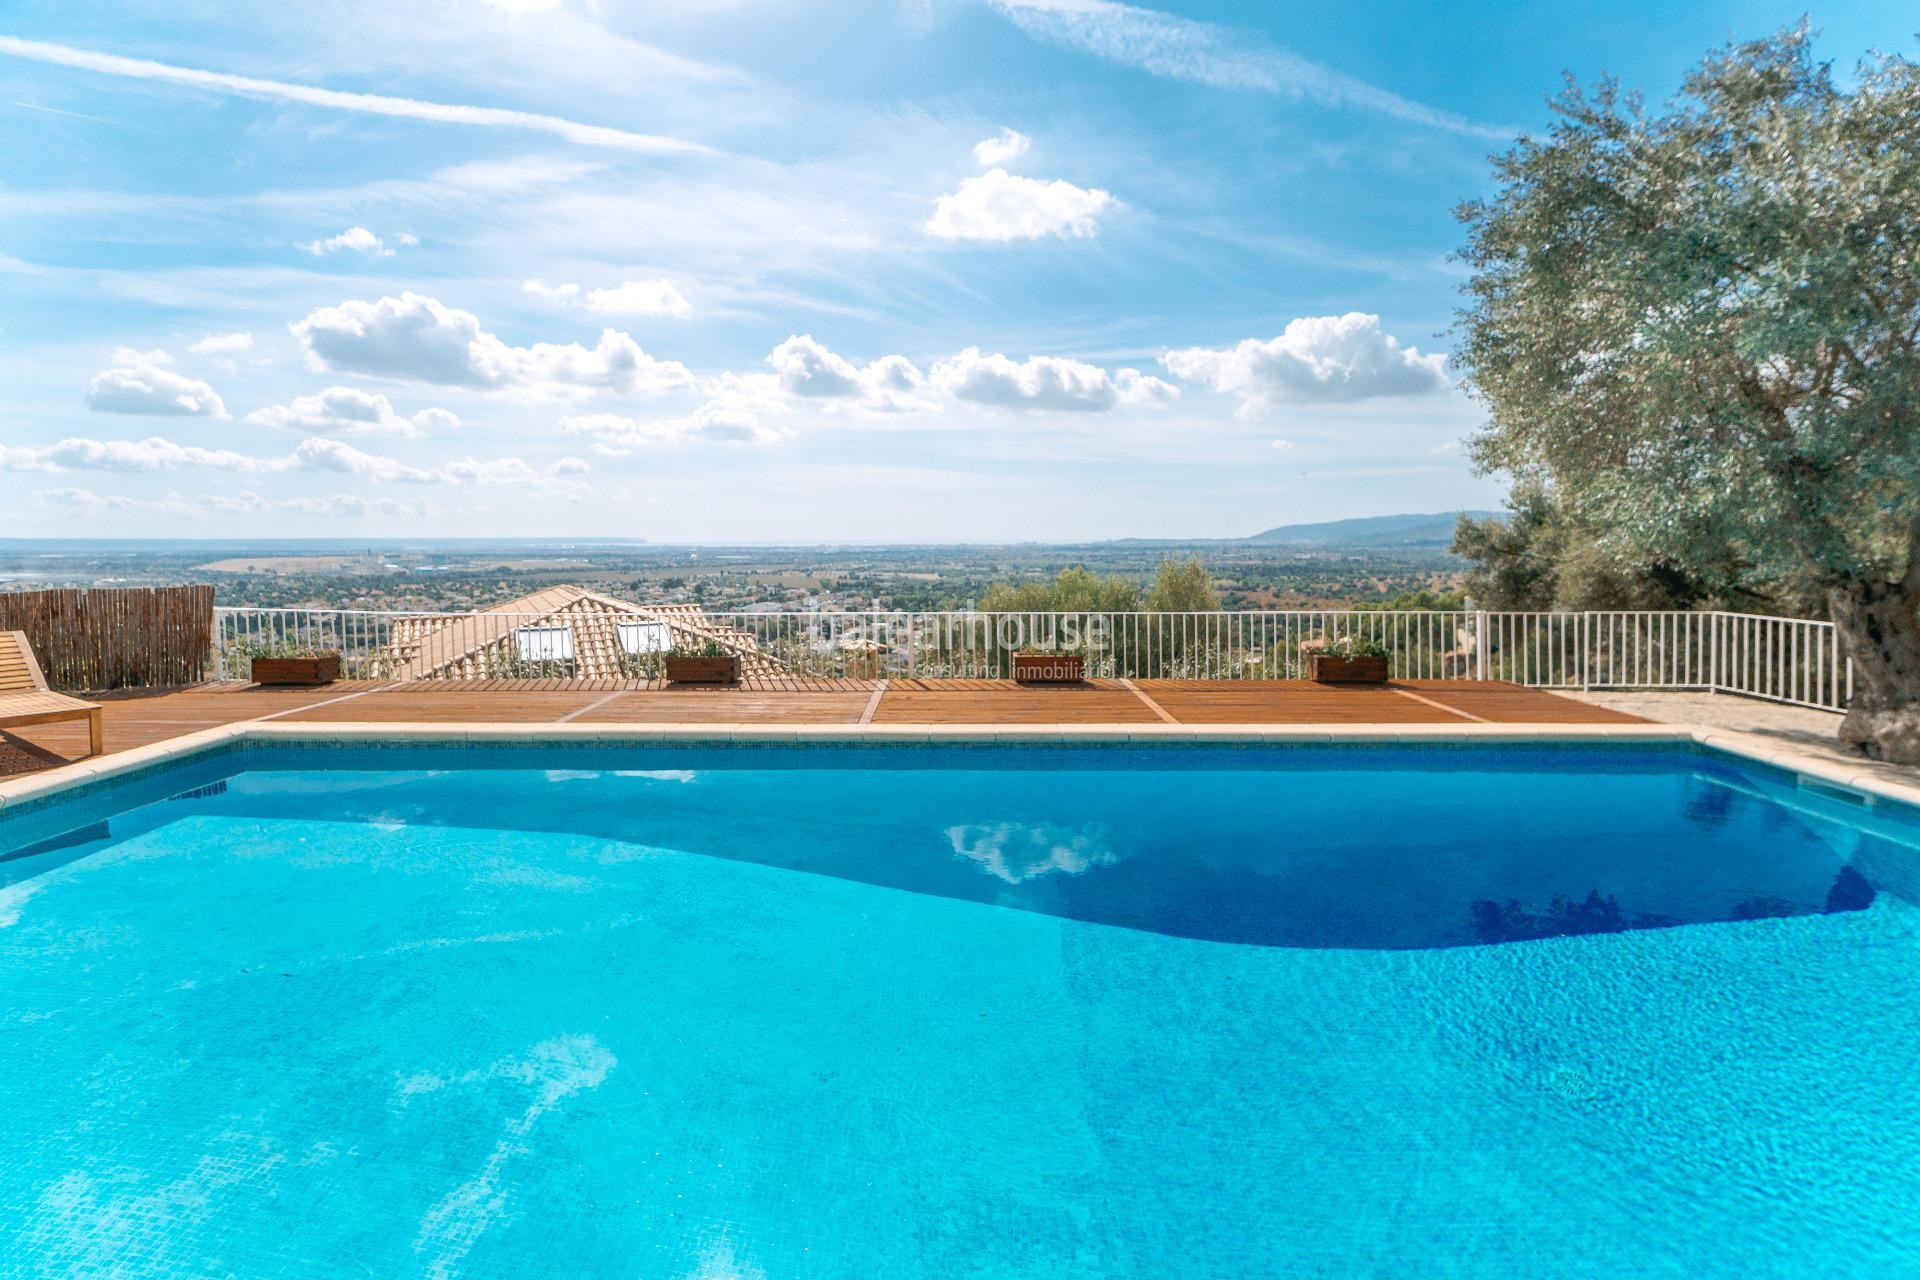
1396,681,1645,724
726,676,875,694
575,690,870,725
0,677,1643,780
1137,679,1456,724
1137,679,1643,725
875,679,1162,724
280,689,606,724
2,682,390,764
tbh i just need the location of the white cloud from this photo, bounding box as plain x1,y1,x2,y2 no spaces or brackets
679,399,782,444
526,278,694,318
926,169,1115,241
861,355,926,403
1162,313,1449,407
39,487,431,519
1270,439,1295,451
766,335,927,409
301,226,391,256
208,491,431,517
560,413,679,453
35,487,200,517
972,127,1032,166
2,436,263,473
1113,368,1179,406
584,279,692,317
189,332,253,357
1,434,573,492
84,361,229,418
430,456,591,491
290,440,584,492
723,336,1184,420
561,395,784,452
247,387,461,437
986,0,1514,140
770,335,859,397
108,346,174,367
0,36,713,155
929,348,1176,412
298,442,584,492
522,279,580,301
289,437,435,483
291,292,697,399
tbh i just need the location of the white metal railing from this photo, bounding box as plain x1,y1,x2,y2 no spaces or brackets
207,606,1857,710
1710,611,1852,710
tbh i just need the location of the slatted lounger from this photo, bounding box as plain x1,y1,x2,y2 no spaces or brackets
0,631,104,756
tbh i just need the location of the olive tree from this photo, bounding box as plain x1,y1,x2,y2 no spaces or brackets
977,566,1139,612
1455,29,1920,760
1452,483,1783,611
1145,556,1221,612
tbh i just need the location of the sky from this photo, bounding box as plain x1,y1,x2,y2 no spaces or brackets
0,0,1910,542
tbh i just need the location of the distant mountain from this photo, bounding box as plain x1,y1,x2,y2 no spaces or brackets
1246,511,1499,548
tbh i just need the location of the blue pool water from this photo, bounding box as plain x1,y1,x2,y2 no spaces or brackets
2,741,1919,1277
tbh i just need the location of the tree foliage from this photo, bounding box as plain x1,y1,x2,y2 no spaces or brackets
1451,485,1789,611
1145,556,1221,612
977,566,1140,612
1454,27,1920,755
973,556,1220,613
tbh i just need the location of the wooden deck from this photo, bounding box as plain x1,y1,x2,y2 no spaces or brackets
0,678,1644,778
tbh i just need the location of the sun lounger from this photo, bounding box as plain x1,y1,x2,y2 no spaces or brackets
0,630,103,756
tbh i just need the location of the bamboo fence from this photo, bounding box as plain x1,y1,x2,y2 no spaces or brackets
0,586,216,691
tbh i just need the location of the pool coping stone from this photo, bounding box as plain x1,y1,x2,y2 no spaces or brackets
4,720,1919,816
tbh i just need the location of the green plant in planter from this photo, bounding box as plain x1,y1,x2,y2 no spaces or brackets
667,640,731,659
1321,638,1391,659
617,649,664,680
230,638,340,660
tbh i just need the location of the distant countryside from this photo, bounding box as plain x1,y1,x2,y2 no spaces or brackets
0,511,1486,614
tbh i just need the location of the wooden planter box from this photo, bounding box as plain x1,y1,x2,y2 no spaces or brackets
1309,654,1389,685
1013,653,1085,684
664,654,741,684
251,653,342,686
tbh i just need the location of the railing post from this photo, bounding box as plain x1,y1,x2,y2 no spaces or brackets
1474,610,1488,681
1710,611,1722,693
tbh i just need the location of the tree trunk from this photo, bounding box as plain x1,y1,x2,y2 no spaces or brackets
1829,577,1920,762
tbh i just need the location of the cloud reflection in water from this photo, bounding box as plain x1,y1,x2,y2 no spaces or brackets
946,822,1118,884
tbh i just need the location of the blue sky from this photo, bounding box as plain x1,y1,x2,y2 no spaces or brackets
0,0,1908,541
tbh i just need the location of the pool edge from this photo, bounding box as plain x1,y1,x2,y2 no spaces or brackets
0,724,254,814
5,719,1917,813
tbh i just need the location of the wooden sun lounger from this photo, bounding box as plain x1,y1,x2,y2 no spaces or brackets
0,631,103,756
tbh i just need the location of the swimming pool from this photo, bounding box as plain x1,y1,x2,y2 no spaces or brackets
3,738,1918,1276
